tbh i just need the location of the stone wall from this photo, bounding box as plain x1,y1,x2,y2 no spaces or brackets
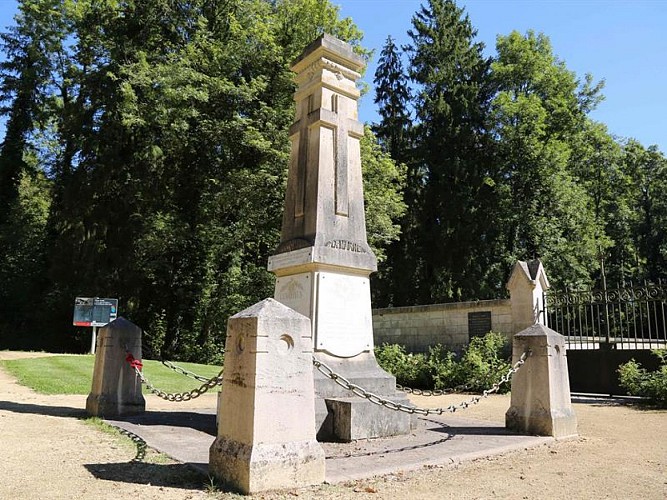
372,299,513,353
371,260,550,353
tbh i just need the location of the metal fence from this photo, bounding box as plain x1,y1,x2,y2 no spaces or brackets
543,280,667,350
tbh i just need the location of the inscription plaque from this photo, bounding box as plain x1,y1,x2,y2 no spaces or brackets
468,311,492,339
275,274,312,322
314,272,372,358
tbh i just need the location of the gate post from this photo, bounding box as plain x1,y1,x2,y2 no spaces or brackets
209,298,325,494
507,260,550,334
506,324,577,438
86,317,145,417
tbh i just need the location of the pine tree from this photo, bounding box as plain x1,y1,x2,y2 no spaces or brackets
406,0,496,303
373,36,411,164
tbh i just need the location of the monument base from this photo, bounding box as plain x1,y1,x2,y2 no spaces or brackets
314,351,414,441
506,407,578,439
86,394,145,418
209,438,325,494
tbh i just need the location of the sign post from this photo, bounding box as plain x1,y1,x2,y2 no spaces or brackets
73,297,119,354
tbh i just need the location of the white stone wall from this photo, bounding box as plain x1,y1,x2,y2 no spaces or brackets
372,299,513,353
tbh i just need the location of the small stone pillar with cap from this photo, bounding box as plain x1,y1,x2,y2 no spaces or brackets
209,298,325,494
506,324,577,438
86,317,145,417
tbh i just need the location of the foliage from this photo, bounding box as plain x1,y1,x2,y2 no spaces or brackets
0,0,407,360
361,126,407,264
456,332,511,392
371,1,667,307
375,343,431,388
618,350,667,407
1,0,666,360
376,332,511,392
0,355,223,395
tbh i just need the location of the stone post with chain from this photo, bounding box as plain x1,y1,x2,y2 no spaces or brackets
506,324,578,438
86,317,145,417
209,299,325,494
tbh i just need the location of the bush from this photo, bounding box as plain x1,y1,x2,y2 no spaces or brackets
375,343,431,388
427,344,462,390
458,332,512,393
618,350,667,407
375,332,512,393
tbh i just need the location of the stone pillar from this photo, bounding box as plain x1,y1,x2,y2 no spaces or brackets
268,34,412,441
505,324,577,438
209,299,325,494
86,317,145,417
507,259,550,334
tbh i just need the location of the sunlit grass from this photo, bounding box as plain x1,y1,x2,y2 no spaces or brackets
0,354,222,395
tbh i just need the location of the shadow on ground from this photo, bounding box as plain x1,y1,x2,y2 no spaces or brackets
0,400,85,418
114,410,217,435
84,462,208,490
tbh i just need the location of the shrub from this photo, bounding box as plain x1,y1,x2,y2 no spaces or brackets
618,350,667,407
375,343,431,388
375,332,512,393
427,344,462,390
457,332,512,393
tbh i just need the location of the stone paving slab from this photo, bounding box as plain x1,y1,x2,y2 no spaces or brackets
107,409,553,483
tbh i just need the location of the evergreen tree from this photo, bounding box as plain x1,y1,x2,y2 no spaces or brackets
406,0,496,303
370,35,414,305
373,36,411,163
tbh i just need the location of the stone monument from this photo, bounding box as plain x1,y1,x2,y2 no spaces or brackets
209,299,325,494
86,317,145,417
505,324,578,438
268,34,412,440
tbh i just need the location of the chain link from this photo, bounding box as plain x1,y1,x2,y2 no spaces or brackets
126,353,224,402
313,351,529,416
132,364,224,401
160,360,214,383
396,384,470,397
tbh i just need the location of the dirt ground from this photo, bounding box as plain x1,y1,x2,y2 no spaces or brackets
1,350,665,500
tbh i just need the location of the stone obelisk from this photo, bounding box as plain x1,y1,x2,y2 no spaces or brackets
268,34,412,441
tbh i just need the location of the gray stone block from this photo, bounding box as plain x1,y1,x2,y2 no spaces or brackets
86,317,145,418
505,324,578,438
325,397,413,441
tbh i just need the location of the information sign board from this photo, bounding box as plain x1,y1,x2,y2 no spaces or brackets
73,297,118,327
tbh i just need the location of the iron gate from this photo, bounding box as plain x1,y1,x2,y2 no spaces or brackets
543,280,666,394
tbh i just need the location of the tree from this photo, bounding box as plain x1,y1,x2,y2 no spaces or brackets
621,141,667,282
0,0,398,359
373,36,412,164
489,30,602,289
405,0,496,303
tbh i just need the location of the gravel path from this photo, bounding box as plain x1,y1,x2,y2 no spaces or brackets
1,351,665,499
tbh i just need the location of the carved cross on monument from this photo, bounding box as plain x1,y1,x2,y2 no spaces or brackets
274,36,372,265
268,34,376,356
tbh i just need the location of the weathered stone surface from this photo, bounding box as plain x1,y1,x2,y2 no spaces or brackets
272,34,376,272
269,34,411,442
326,397,413,442
313,351,414,441
505,324,578,439
86,317,145,417
209,298,325,494
507,259,550,333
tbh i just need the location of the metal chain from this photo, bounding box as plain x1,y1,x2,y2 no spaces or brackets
313,350,529,416
126,353,224,402
396,383,470,397
132,365,223,401
160,360,215,383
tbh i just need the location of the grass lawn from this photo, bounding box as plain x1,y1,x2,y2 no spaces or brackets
0,355,223,395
